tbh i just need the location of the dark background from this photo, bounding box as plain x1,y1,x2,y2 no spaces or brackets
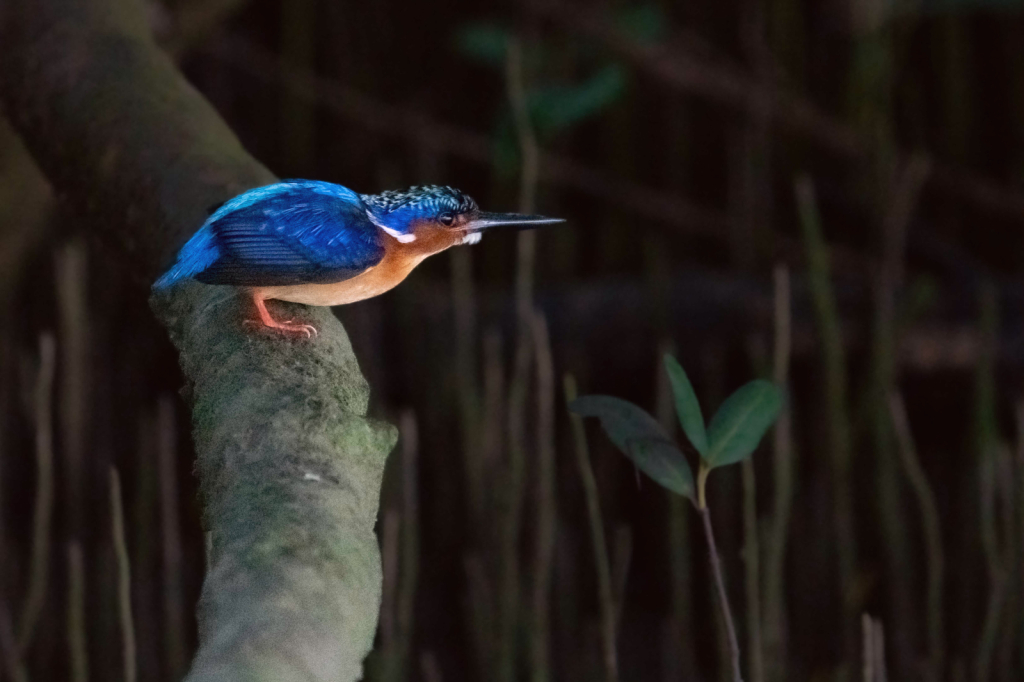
2,0,1024,681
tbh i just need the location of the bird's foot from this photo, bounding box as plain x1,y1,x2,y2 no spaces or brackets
243,318,319,338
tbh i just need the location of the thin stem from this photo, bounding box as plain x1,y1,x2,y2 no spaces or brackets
764,264,793,682
698,462,710,511
700,505,743,682
156,396,185,680
862,614,874,682
18,332,55,655
379,509,400,648
974,281,1004,682
795,175,858,661
500,34,542,682
497,332,530,682
742,459,764,682
565,374,619,682
395,410,420,681
974,452,1008,682
466,331,504,675
110,467,136,682
0,598,28,682
974,454,1008,682
463,554,493,677
995,445,1016,682
610,524,632,629
887,393,945,681
420,651,444,682
529,312,557,682
869,155,930,676
451,245,482,530
872,618,887,682
1015,402,1024,673
506,37,540,323
55,240,89,541
860,613,888,682
67,542,89,682
493,327,528,679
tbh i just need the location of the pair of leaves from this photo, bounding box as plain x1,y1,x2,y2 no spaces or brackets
455,7,667,67
570,355,782,503
489,66,625,176
455,22,627,170
665,356,782,468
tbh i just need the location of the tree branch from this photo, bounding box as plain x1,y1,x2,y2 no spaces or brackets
0,1,397,680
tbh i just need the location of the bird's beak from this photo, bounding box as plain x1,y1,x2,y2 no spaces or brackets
462,212,565,232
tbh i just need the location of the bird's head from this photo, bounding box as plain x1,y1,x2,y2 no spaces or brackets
361,185,563,253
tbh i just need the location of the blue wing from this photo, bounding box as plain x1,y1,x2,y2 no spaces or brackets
154,181,384,288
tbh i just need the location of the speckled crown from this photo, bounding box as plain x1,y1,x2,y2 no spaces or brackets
361,185,478,216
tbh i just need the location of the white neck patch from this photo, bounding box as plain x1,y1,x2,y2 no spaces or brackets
462,231,482,245
372,215,415,241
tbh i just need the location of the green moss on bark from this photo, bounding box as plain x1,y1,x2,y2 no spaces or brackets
153,283,396,681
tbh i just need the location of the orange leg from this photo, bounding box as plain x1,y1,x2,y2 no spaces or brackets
249,292,318,338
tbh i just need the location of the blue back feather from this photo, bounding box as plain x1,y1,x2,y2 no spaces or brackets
152,222,221,288
154,180,385,288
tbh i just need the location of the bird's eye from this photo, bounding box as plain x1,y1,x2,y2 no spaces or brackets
439,212,455,226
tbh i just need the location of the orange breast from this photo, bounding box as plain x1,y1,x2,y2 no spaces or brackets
255,240,427,306
254,226,463,307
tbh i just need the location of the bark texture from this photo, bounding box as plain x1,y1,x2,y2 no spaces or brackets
0,0,397,680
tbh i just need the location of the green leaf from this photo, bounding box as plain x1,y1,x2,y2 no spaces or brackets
570,395,695,500
491,65,627,176
528,65,626,136
614,4,669,44
455,23,510,66
704,380,783,468
623,437,695,500
663,354,708,456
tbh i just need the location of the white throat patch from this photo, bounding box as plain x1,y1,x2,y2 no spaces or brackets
462,231,482,245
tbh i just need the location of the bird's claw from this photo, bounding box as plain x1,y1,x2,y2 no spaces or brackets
243,319,319,339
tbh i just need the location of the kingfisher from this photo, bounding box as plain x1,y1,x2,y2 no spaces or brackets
154,180,563,336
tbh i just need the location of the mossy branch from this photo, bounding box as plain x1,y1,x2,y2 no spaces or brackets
0,0,397,680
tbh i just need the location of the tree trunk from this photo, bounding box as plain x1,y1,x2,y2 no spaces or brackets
0,1,397,680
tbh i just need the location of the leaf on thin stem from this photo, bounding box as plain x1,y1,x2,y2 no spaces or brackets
570,395,695,501
705,380,783,468
664,354,708,456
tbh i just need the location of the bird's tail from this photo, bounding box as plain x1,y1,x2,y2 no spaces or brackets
153,267,184,290
152,227,220,289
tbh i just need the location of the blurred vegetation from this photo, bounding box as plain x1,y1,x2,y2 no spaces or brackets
3,0,1024,680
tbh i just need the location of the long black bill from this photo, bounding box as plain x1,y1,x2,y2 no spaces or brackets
464,211,565,232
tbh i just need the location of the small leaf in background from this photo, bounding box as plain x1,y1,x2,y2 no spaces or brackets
704,380,783,468
491,65,628,176
570,395,695,500
528,65,627,137
664,354,708,456
614,4,669,44
900,274,939,324
455,22,510,66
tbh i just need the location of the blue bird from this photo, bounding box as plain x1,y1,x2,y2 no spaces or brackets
154,180,564,336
